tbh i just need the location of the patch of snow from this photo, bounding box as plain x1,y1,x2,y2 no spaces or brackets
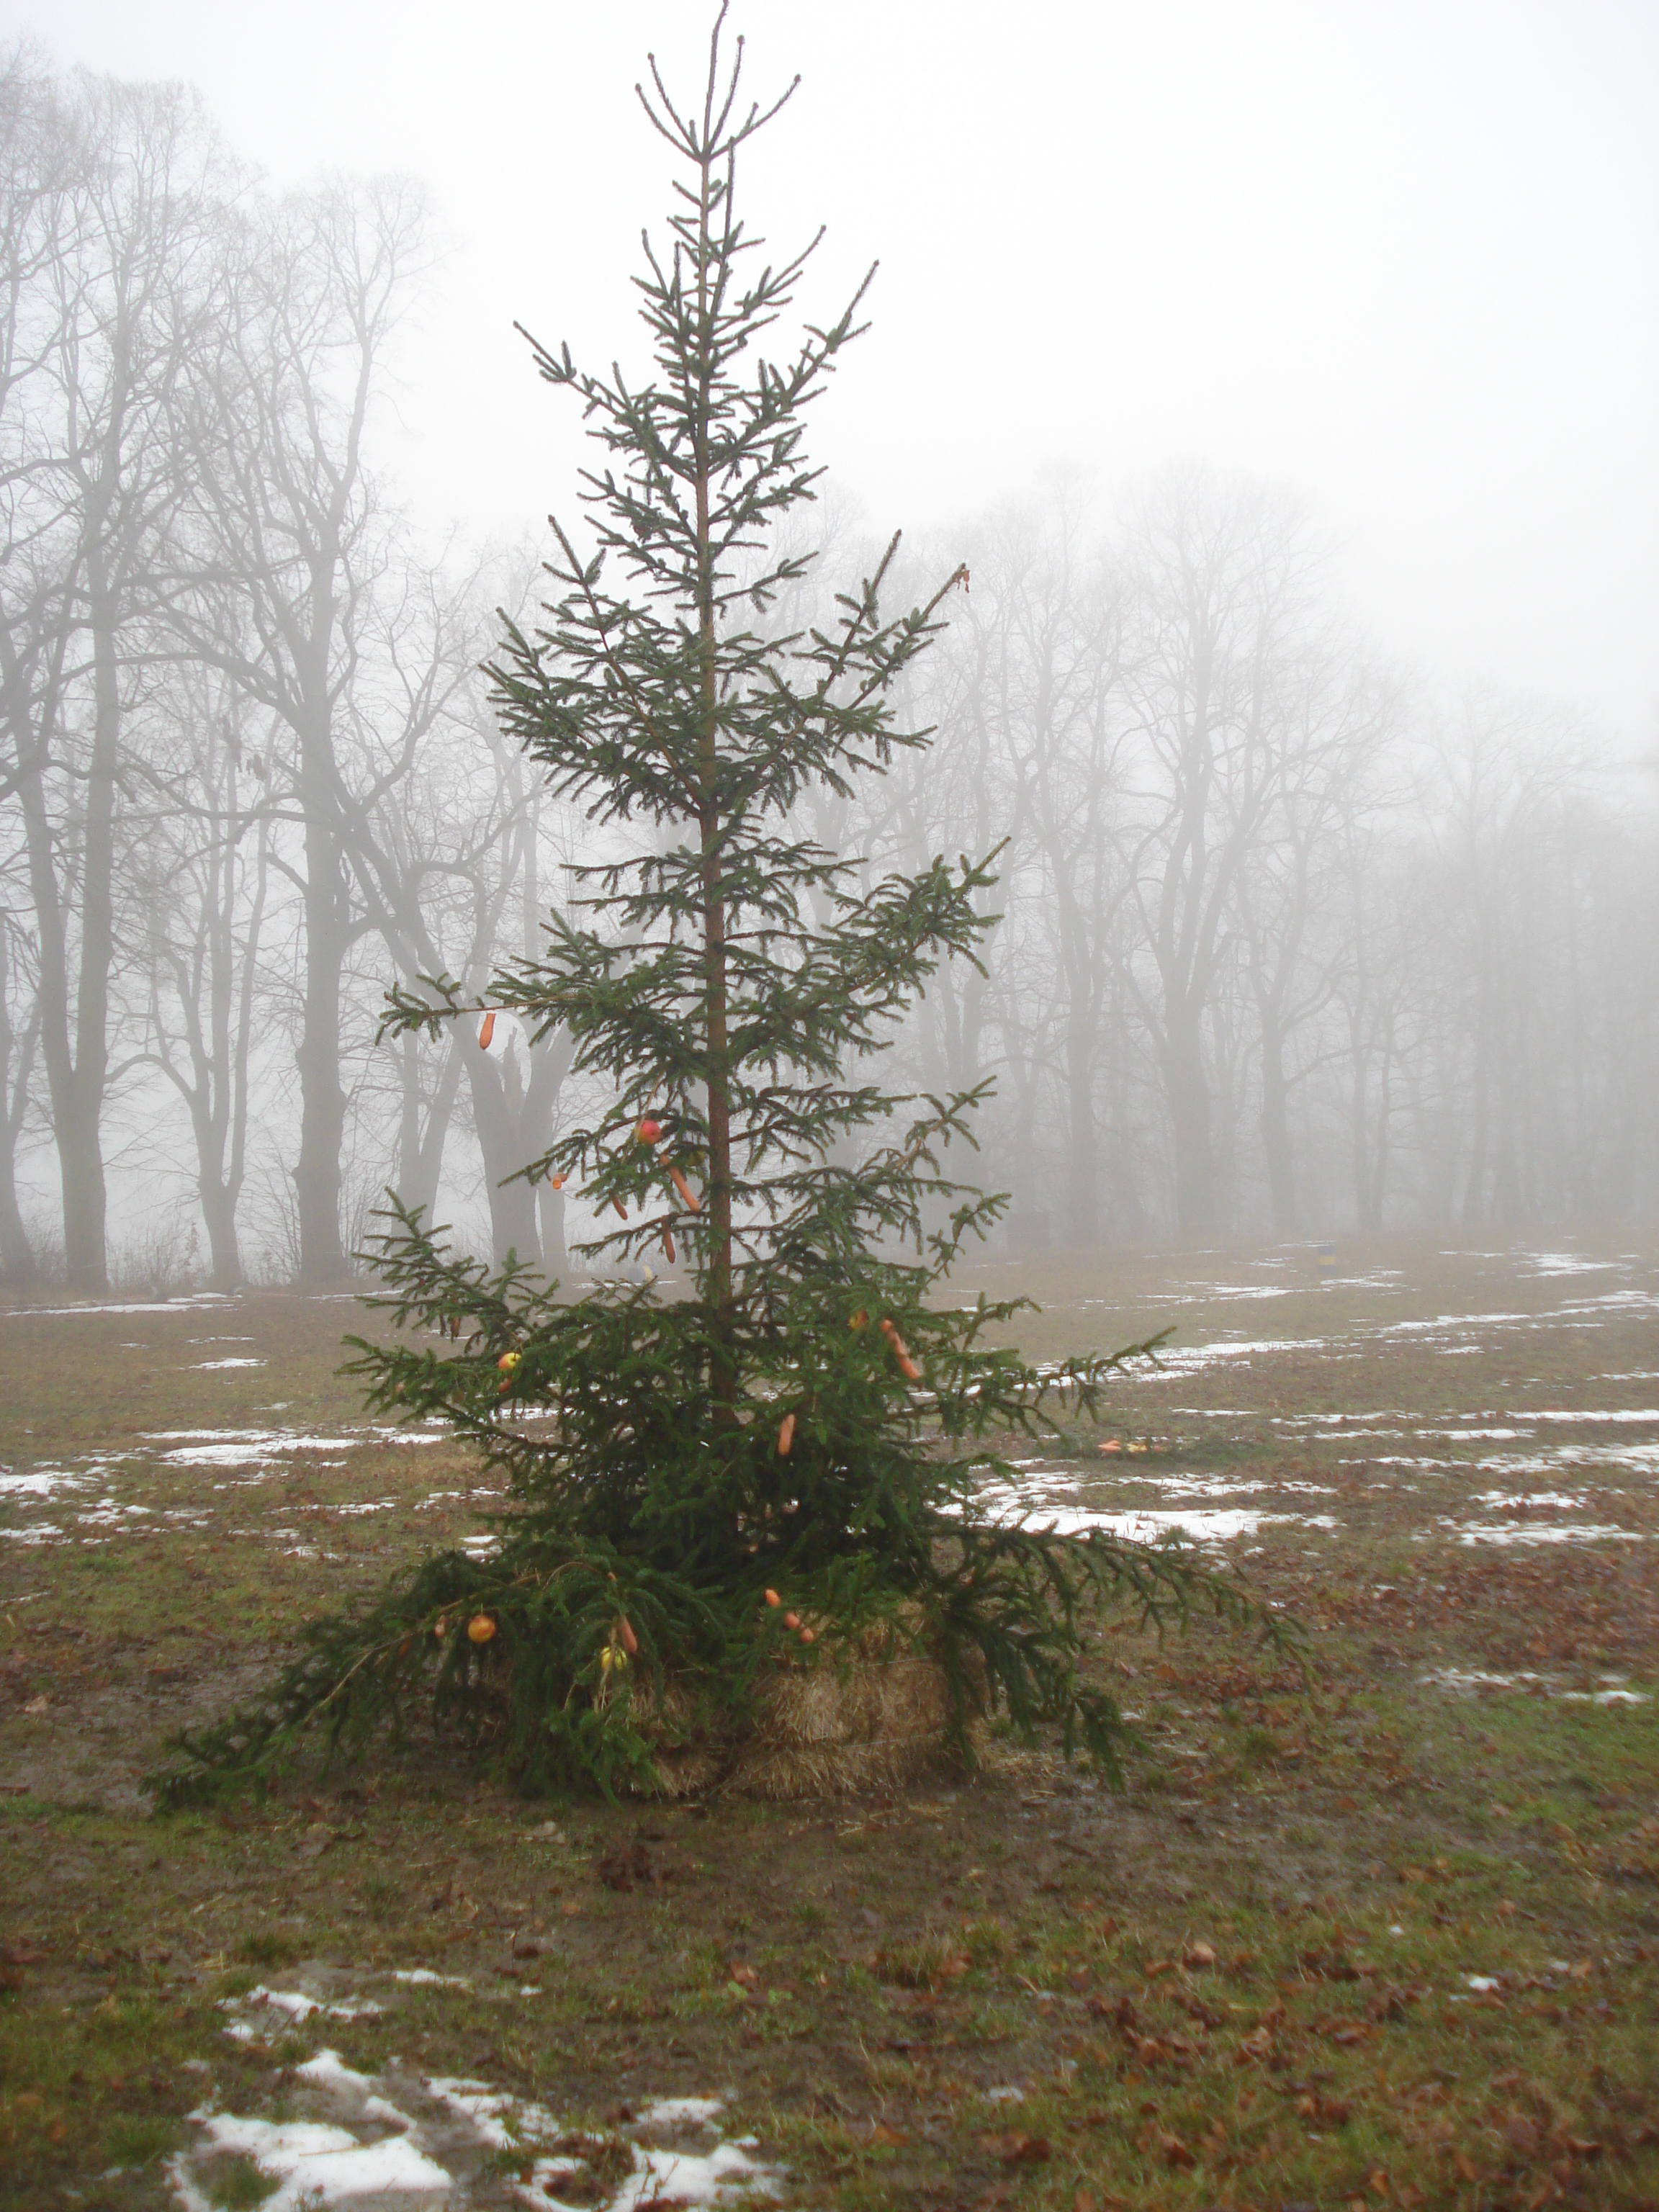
20,1295,230,1317
1525,1408,1659,1424
1452,1521,1645,1547
640,2098,726,2128
1471,1490,1588,1509
171,2110,449,2209
230,1985,382,2024
192,1358,266,1370
0,1467,83,1497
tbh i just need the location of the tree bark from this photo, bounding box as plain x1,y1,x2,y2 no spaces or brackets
1162,1011,1215,1238
1258,1015,1297,1234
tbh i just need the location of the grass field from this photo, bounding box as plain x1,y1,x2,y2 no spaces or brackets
1,1238,1655,2211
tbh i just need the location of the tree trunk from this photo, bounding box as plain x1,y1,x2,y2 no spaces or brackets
0,951,39,1287
1064,1015,1100,1249
198,1174,242,1290
467,1044,543,1267
397,1030,464,1226
1162,1012,1215,1239
1259,1018,1298,1234
293,785,350,1285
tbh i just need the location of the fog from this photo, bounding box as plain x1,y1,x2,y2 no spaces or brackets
1,4,1656,1292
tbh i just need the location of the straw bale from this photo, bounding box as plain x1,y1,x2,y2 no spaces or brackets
626,1635,986,1800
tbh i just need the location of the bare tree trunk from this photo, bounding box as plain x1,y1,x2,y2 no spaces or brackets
1259,1014,1297,1233
1162,1010,1215,1238
293,752,351,1283
0,943,39,1285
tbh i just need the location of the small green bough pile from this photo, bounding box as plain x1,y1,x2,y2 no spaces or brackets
146,12,1283,1812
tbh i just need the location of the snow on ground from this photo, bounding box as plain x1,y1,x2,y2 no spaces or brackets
171,1989,779,2211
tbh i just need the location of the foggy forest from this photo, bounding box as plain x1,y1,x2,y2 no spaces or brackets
4,50,1654,1300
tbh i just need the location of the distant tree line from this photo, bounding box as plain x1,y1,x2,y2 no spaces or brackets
1,55,1653,1294
865,484,1658,1247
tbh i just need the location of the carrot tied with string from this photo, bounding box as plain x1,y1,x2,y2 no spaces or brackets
879,1316,922,1382
668,1164,701,1213
477,1011,495,1051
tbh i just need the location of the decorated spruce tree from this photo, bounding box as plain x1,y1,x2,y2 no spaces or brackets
153,12,1262,1807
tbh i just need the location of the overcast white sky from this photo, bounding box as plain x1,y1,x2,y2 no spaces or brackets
12,0,1658,752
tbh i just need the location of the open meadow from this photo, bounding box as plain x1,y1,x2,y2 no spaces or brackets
1,1238,1655,2212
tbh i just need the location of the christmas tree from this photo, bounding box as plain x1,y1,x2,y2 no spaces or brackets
152,10,1267,1808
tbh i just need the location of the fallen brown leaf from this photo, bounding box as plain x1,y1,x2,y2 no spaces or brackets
981,2133,1051,2166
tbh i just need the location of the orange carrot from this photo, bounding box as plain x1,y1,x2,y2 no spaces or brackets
783,1611,800,1631
549,1173,567,1192
669,1164,701,1213
763,1588,781,1608
662,1228,675,1264
616,1614,639,1657
880,1318,920,1380
777,1412,796,1456
612,1197,627,1220
799,1627,816,1644
477,1011,495,1051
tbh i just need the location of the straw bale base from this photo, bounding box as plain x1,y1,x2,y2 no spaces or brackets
628,1646,984,1800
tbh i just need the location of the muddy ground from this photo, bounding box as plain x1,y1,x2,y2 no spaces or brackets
1,1237,1655,2211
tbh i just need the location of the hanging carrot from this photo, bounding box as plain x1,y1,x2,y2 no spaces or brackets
477,1011,495,1051
616,1615,639,1657
662,1228,675,1264
881,1318,922,1382
777,1411,796,1456
549,1173,567,1191
763,1588,781,1608
612,1197,627,1220
668,1164,701,1213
